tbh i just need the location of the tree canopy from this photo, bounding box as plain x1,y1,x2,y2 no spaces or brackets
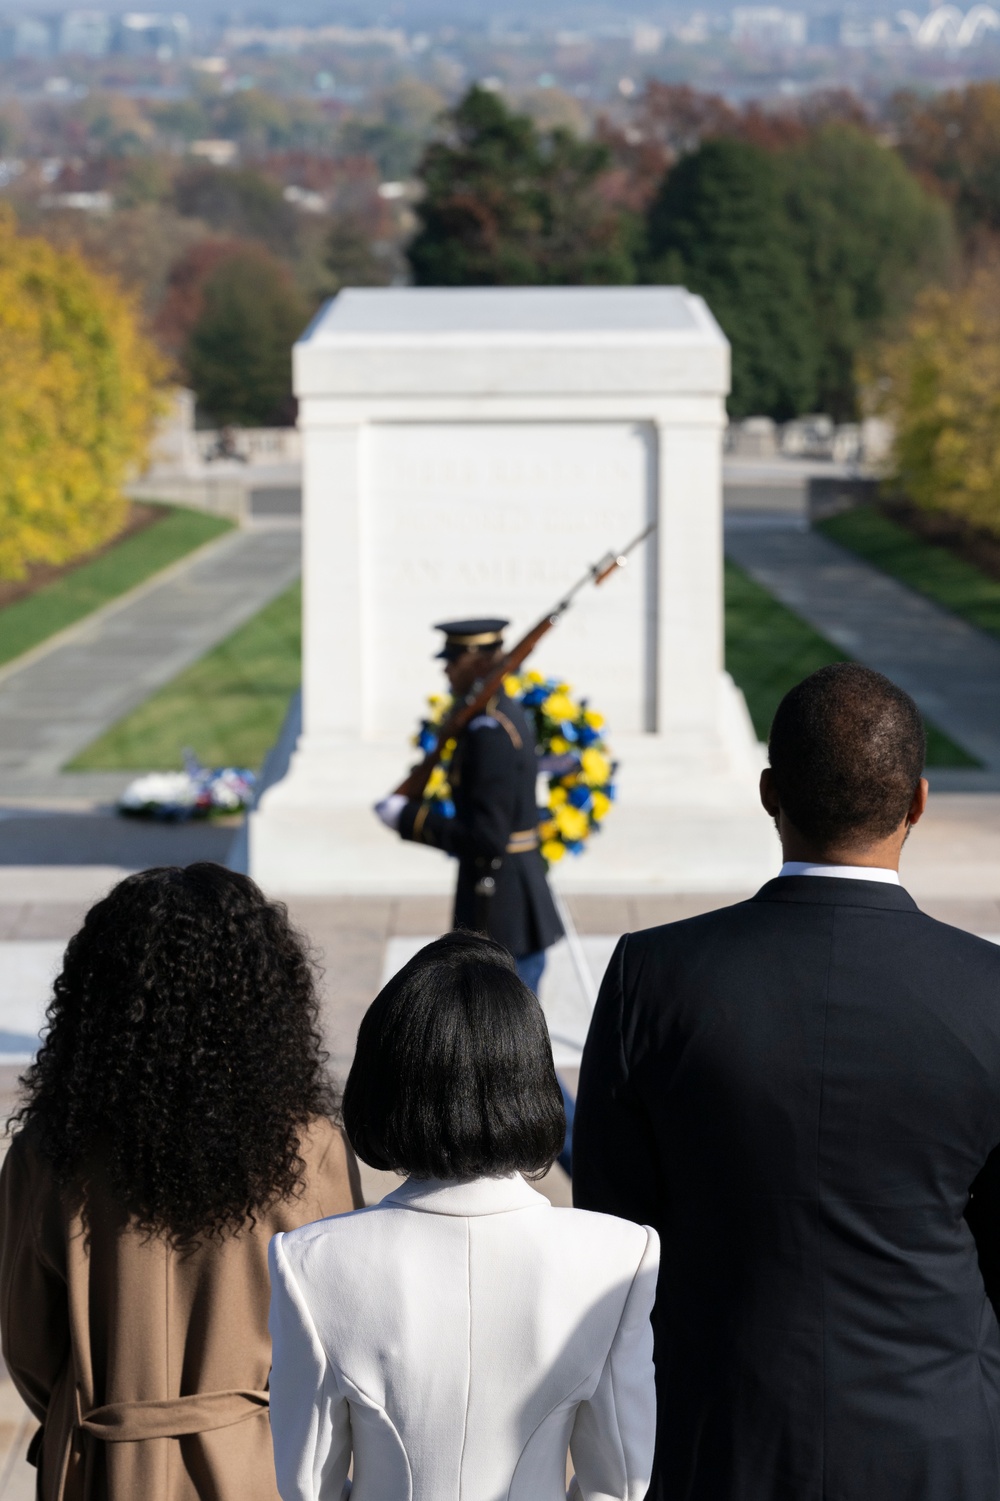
893,83,1000,237
155,237,250,362
173,166,300,256
642,128,953,420
185,246,308,426
0,208,163,580
408,85,634,287
644,138,820,420
875,264,1000,534
325,216,393,292
784,124,954,418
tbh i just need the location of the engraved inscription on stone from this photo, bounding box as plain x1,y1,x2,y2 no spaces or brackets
365,421,656,739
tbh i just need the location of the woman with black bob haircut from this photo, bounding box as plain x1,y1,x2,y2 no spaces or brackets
345,927,565,1179
269,931,660,1501
0,863,361,1501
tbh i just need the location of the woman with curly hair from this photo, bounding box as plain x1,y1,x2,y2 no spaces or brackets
0,862,361,1501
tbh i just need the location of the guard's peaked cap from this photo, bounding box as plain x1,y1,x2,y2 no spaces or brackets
435,618,508,659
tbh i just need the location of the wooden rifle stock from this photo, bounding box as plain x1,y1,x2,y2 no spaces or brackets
392,522,655,802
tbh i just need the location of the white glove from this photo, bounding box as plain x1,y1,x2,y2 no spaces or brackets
374,793,407,831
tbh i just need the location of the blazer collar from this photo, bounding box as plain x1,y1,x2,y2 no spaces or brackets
752,875,919,913
380,1174,550,1216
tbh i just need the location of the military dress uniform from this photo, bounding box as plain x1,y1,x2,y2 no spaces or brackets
397,621,563,964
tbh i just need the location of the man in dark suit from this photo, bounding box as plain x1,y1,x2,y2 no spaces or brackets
574,663,1000,1500
375,618,562,987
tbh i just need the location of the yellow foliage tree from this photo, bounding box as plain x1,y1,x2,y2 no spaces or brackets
0,206,164,579
875,262,1000,532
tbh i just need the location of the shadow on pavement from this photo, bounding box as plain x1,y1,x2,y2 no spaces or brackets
0,809,240,867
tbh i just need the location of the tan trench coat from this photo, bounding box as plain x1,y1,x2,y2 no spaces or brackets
0,1117,362,1501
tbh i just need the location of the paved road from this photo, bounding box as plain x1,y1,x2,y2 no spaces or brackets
0,528,301,786
725,518,1000,777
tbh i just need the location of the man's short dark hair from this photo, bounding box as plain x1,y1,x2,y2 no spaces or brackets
768,663,925,849
342,931,565,1180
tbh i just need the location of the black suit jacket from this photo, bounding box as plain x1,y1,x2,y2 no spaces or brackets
399,692,562,959
574,876,1000,1501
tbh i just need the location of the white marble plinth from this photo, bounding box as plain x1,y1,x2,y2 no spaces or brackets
248,790,776,897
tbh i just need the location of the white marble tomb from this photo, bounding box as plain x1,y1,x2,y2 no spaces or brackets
248,287,774,894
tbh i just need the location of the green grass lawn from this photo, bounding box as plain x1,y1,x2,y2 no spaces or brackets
818,508,1000,639
68,581,301,772
69,561,976,776
0,505,233,670
724,558,980,769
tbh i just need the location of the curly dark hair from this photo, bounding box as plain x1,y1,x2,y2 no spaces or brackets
12,862,336,1244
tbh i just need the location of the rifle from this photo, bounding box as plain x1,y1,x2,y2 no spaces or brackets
392,521,656,801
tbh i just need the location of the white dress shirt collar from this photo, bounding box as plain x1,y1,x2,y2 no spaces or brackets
778,861,900,886
381,1173,550,1216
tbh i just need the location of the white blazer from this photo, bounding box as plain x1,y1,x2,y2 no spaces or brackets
268,1173,659,1501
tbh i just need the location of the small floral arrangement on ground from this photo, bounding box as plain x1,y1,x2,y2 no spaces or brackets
413,671,616,864
118,752,256,822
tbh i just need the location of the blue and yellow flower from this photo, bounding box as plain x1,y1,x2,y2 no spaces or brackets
411,674,617,867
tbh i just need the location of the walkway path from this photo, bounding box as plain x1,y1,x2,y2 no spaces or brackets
725,518,1000,779
0,528,301,788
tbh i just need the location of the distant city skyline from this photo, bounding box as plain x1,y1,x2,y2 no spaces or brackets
0,0,997,109
0,1,916,18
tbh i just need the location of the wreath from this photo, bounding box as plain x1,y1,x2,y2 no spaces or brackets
413,671,616,864
118,752,256,822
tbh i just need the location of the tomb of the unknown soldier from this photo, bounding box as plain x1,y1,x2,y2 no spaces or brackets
248,286,775,895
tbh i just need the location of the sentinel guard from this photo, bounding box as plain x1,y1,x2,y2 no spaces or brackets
375,618,563,992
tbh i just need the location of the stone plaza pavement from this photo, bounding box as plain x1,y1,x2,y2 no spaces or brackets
3,792,1000,1111
3,788,1000,1087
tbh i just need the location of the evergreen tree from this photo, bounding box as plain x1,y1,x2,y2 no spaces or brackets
784,124,954,418
408,86,634,286
644,137,820,420
185,248,308,426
